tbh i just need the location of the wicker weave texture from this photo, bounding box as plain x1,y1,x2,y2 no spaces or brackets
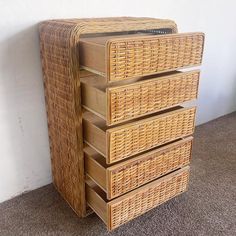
40,22,85,216
108,138,192,199
108,70,199,125
107,107,196,163
107,33,204,82
39,17,177,217
108,167,189,230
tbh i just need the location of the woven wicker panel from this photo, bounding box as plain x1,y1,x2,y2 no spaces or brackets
107,138,192,199
108,167,189,230
107,33,204,82
39,17,177,217
107,70,199,125
108,107,195,163
40,22,84,215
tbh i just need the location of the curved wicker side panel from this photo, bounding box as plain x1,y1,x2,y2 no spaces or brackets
108,166,189,230
108,70,200,125
39,17,177,217
108,137,192,199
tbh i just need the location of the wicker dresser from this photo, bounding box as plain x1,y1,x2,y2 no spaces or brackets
39,17,204,230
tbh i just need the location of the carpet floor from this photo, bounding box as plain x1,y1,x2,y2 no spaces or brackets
0,112,236,236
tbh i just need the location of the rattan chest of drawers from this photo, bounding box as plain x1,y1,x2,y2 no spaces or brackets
39,17,204,231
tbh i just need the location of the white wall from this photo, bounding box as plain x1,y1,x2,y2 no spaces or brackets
0,0,236,203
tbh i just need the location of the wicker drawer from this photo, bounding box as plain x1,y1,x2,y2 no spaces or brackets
83,106,196,164
85,137,192,199
81,70,200,126
86,166,189,230
79,32,204,82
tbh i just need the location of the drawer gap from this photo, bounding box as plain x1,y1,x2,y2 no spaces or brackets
83,105,196,164
85,137,193,199
86,166,190,230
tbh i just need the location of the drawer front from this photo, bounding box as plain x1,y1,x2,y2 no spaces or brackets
107,33,204,82
107,107,196,163
107,137,192,199
107,70,199,125
86,166,190,230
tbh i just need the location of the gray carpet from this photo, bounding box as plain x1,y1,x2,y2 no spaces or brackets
0,112,236,236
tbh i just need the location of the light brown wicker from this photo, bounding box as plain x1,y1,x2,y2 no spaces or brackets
39,17,177,217
85,137,192,199
39,17,203,230
81,70,200,125
86,166,190,230
79,33,204,82
83,106,196,164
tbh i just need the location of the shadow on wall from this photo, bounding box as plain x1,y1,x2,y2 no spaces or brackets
195,35,236,125
0,24,52,202
196,70,236,125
